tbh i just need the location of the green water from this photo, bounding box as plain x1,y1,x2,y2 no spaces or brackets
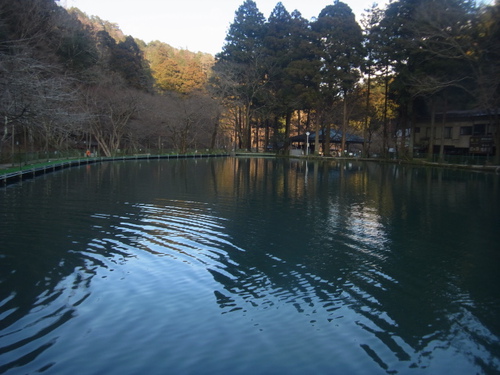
0,157,499,374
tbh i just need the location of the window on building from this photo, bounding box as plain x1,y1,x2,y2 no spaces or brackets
473,124,486,135
444,127,452,139
460,126,472,135
414,127,420,134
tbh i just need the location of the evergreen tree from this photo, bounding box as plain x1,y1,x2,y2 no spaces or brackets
285,10,321,114
381,0,487,159
263,2,295,149
218,0,265,64
109,36,153,91
216,0,266,150
475,2,500,163
360,4,385,157
314,1,365,154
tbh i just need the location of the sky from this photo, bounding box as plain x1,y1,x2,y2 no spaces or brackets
62,0,385,55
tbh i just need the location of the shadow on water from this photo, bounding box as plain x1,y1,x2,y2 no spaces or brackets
0,163,146,373
1,158,499,374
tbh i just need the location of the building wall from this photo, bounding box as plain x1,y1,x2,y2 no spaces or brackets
414,115,496,154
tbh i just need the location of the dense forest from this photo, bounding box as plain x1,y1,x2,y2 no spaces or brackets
1,0,499,163
213,0,499,161
0,0,219,160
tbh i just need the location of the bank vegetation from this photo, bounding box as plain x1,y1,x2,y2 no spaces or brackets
1,0,499,165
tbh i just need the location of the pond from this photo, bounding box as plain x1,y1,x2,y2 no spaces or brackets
1,157,499,374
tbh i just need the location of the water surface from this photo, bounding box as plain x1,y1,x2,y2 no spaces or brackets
1,158,499,374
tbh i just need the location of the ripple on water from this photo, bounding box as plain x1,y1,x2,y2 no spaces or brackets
0,275,89,374
1,163,499,375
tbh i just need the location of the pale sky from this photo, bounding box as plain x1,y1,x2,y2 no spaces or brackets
62,0,383,55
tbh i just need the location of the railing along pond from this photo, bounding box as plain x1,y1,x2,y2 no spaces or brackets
1,153,229,186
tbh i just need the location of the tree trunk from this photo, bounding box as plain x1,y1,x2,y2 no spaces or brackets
245,105,252,151
408,102,415,160
1,116,9,157
314,116,321,156
210,114,219,150
427,99,436,161
363,73,371,158
254,119,259,152
382,71,389,159
494,109,500,165
324,120,331,157
264,118,270,152
439,98,448,162
341,94,347,155
284,110,292,154
236,107,242,149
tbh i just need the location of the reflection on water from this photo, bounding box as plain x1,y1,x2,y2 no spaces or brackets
0,158,499,374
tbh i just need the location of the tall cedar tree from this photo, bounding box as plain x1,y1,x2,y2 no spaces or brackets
263,2,295,148
217,0,266,150
314,1,364,154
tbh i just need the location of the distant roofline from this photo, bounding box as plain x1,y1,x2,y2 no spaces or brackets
434,108,499,118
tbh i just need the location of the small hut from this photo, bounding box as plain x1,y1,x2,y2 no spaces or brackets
289,129,365,156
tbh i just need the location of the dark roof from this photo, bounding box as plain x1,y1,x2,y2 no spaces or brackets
419,108,499,122
290,129,365,144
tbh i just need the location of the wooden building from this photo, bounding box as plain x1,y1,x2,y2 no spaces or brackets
413,109,498,155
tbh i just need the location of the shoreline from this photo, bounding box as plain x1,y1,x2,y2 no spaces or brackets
2,152,499,187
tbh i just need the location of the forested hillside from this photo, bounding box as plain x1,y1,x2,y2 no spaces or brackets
1,0,499,163
0,0,221,161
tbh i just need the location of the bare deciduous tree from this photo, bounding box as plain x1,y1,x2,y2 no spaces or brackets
161,92,219,153
83,85,140,156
